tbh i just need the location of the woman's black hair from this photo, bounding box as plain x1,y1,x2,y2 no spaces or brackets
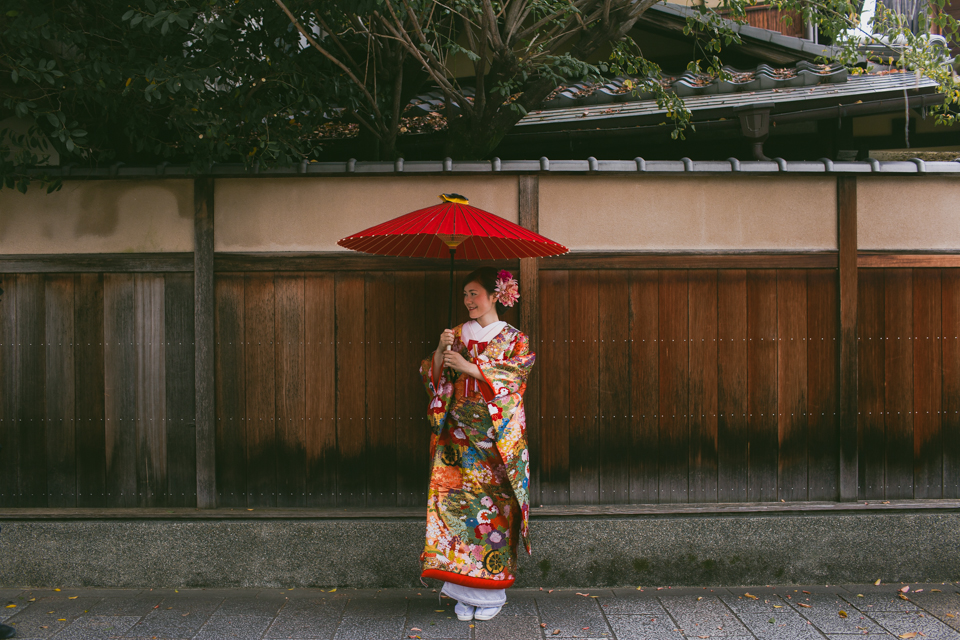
462,266,506,313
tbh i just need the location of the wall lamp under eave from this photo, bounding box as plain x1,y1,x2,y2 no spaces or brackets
735,103,775,161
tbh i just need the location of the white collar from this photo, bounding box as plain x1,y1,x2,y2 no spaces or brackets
462,320,506,345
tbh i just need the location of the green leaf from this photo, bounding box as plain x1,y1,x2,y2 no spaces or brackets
10,70,17,83
122,9,135,21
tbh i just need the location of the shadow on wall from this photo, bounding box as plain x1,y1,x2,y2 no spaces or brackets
74,181,192,239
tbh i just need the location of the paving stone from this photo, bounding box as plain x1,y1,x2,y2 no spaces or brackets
788,601,886,635
596,593,667,616
658,595,749,637
535,593,610,638
605,614,685,640
193,614,273,640
909,590,960,631
214,593,288,617
333,615,406,640
48,615,141,640
738,610,826,639
125,609,210,638
870,611,960,639
717,592,788,614
841,592,919,612
341,592,408,617
500,589,539,616
473,614,547,640
153,594,224,615
84,594,165,617
402,612,472,639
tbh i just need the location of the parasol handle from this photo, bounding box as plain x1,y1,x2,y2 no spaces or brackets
447,246,455,333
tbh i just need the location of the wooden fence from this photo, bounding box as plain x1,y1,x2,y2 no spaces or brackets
1,263,958,507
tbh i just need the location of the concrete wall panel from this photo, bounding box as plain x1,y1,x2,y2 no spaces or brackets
858,177,960,250
539,175,837,251
0,180,193,254
214,176,520,252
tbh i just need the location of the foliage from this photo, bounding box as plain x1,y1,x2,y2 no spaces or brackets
1,0,958,188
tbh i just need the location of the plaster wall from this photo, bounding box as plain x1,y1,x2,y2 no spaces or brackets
0,180,193,254
214,176,520,252
539,175,838,251
858,177,960,250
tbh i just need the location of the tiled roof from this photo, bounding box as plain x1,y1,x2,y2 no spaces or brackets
518,70,939,129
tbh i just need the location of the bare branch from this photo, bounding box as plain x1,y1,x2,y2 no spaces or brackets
272,0,385,132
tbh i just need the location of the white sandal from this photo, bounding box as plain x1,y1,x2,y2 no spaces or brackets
474,605,502,620
455,602,475,621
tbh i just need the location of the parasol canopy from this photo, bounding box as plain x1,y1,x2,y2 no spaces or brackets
338,193,568,328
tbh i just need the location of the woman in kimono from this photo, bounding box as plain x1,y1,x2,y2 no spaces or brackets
419,267,535,622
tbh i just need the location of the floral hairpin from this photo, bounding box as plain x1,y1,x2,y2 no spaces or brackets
495,270,519,307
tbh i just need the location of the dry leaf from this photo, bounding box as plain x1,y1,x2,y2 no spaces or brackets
932,589,942,592
916,589,924,593
410,628,422,632
54,589,60,592
553,630,561,635
636,586,643,590
582,627,590,630
898,632,918,638
4,605,14,609
434,610,445,612
548,590,554,593
875,579,882,585
799,603,812,608
857,594,864,597
697,596,703,601
773,605,783,608
576,593,590,597
57,618,66,621
540,623,547,628
329,588,337,593
946,613,956,618
745,593,759,600
68,597,78,600
900,586,911,593
802,591,811,594
839,610,848,618
28,598,35,602
899,593,910,601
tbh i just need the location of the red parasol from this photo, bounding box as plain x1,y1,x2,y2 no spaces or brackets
338,193,568,327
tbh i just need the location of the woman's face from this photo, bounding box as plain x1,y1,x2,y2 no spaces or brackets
463,281,498,322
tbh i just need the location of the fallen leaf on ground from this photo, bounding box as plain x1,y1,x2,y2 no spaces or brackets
552,630,560,635
68,597,78,600
28,598,35,602
875,579,882,585
803,591,811,594
582,627,590,630
799,603,812,608
898,632,918,638
945,613,955,618
329,588,337,592
857,594,864,597
932,589,941,592
57,618,66,621
410,628,421,632
899,593,911,601
900,586,911,593
697,596,702,601
54,589,60,592
576,592,590,597
839,610,848,618
768,618,776,624
744,593,758,599
4,605,14,609
434,610,445,612
548,590,554,593
773,605,783,608
916,589,924,593
540,623,547,628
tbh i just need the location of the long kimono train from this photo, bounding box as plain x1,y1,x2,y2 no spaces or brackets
419,321,535,589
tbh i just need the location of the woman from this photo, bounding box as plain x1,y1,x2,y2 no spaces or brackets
419,267,535,622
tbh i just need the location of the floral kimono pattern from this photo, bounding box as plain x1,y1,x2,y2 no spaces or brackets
419,323,535,589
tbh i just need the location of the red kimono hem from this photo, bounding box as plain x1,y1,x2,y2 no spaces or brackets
421,569,515,590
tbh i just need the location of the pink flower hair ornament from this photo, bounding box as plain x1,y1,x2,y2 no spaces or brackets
494,270,519,308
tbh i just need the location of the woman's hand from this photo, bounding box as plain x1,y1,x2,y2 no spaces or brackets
436,329,455,353
442,350,482,379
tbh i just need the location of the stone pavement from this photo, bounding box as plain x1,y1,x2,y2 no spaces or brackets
1,583,959,640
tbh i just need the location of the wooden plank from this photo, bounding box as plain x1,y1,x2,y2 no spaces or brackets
597,270,630,504
942,269,960,499
859,253,960,268
394,272,428,507
746,270,778,502
913,269,942,499
688,270,718,503
164,273,196,508
838,175,859,501
858,269,886,500
365,272,397,507
0,253,193,273
568,270,599,504
244,274,277,507
335,272,366,506
541,252,838,271
17,275,46,506
658,270,689,503
135,275,167,507
214,274,247,507
539,270,570,505
75,274,105,508
304,273,337,507
884,269,914,499
216,253,515,273
519,175,540,505
629,270,659,503
777,270,808,502
0,275,19,507
194,176,216,508
717,270,749,502
274,274,306,508
103,274,137,507
44,275,76,507
806,270,839,501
